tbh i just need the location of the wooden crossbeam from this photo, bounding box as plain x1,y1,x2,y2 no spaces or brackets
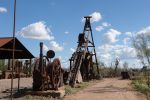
0,48,23,52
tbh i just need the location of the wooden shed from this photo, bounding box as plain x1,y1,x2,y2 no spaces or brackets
0,37,34,59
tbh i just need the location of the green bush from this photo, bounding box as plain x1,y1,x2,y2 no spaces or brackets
132,80,150,98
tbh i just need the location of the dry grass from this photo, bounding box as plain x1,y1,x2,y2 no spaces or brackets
132,76,150,99
64,80,99,96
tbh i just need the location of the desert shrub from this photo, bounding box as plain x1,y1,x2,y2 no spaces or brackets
132,79,150,99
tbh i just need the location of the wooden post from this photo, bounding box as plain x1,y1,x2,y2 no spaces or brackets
17,61,21,92
11,0,16,99
29,59,32,76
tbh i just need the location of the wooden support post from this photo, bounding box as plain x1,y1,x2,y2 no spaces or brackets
28,59,32,76
11,0,16,99
17,61,21,92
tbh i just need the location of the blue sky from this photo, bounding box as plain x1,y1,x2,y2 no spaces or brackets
0,0,150,68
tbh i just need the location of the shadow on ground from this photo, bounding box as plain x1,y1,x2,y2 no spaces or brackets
0,88,32,100
0,88,63,100
86,85,134,94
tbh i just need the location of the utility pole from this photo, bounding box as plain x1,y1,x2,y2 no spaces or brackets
11,0,16,99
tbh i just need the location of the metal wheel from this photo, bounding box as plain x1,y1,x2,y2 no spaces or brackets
51,58,61,90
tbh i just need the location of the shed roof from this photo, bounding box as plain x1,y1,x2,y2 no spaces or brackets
0,37,34,59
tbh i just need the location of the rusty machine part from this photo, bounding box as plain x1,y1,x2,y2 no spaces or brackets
67,16,100,87
47,50,55,58
33,42,63,91
80,52,94,80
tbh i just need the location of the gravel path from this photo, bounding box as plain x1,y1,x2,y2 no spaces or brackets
64,78,148,100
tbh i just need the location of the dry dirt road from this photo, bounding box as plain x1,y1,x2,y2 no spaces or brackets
0,78,32,99
64,78,148,100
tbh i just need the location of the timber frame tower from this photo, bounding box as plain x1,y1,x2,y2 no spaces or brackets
68,16,100,87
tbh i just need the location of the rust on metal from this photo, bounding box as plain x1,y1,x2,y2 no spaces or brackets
33,42,63,91
67,16,101,87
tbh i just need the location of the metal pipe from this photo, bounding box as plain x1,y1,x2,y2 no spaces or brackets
11,0,16,99
39,42,43,73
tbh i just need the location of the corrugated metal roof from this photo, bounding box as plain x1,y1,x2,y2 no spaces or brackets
0,37,12,47
0,37,34,59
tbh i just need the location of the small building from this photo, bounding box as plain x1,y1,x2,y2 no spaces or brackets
0,37,34,78
0,37,34,59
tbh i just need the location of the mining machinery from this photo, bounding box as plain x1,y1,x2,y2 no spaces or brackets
67,16,100,87
33,42,63,91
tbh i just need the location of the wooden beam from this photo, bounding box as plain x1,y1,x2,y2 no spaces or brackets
0,48,23,52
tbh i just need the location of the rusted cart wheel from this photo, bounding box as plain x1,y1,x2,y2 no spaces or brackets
51,58,61,90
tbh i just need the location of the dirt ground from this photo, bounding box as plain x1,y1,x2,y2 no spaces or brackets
0,78,32,99
0,78,148,100
64,78,148,100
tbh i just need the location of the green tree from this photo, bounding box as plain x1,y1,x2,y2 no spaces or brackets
133,34,150,66
133,34,150,86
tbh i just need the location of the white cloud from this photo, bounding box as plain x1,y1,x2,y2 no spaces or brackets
125,32,132,37
98,44,113,53
120,47,136,59
19,21,54,40
99,53,111,65
90,12,102,23
123,37,130,45
97,26,150,67
64,31,69,34
138,26,150,37
56,56,70,69
102,22,111,27
62,61,70,69
0,7,7,13
58,56,62,61
95,26,104,32
50,41,64,52
82,12,102,23
95,22,111,32
98,44,136,65
43,44,49,52
70,48,75,52
103,29,121,43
